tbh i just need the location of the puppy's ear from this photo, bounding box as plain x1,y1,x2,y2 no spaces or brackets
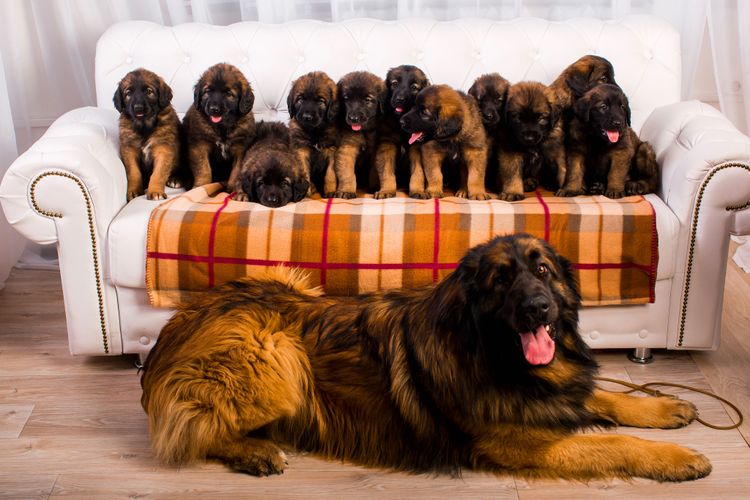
573,94,591,122
246,172,259,202
292,177,310,202
113,85,124,113
327,87,340,122
468,80,480,100
623,94,632,126
565,72,592,100
377,84,388,115
239,83,255,115
193,81,202,108
158,78,173,108
286,90,296,119
435,111,463,140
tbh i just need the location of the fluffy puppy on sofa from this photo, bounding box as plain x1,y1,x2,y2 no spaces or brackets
399,84,489,200
374,65,431,199
497,82,566,200
287,71,339,196
114,68,182,201
182,63,256,190
235,121,309,207
561,83,658,198
468,73,511,192
548,54,617,111
331,71,387,198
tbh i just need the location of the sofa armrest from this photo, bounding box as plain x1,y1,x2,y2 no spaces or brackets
0,106,125,355
641,101,750,349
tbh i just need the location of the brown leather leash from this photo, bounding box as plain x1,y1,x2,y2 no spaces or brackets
594,376,744,431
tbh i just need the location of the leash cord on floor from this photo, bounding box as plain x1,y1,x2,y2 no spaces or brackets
594,376,744,430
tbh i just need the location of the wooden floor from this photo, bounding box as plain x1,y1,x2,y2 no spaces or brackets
1,245,750,499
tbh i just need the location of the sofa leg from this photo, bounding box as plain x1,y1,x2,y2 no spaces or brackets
627,347,654,364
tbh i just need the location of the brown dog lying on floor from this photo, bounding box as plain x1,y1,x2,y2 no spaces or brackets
497,82,566,200
234,121,309,207
374,64,431,199
182,63,256,190
114,68,182,201
468,73,511,192
560,83,659,198
140,233,710,482
287,71,340,196
331,71,387,198
399,84,489,200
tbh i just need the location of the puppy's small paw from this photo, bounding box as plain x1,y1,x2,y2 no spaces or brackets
127,189,144,201
555,188,584,197
409,191,429,199
455,189,468,198
234,192,249,202
625,180,648,196
605,188,625,199
146,190,167,201
588,182,605,195
523,178,538,192
498,192,524,202
333,190,357,199
426,190,444,199
374,190,396,200
166,178,183,189
469,192,491,201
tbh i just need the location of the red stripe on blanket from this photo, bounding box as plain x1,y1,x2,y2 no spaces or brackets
207,194,232,288
535,189,550,242
320,198,333,286
433,197,440,282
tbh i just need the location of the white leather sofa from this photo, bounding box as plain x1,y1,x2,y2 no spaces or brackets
2,16,750,358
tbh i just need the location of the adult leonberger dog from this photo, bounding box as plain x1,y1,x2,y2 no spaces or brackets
114,68,182,201
140,234,710,481
235,121,309,207
331,71,387,198
548,54,617,110
561,83,659,198
468,73,511,192
182,63,256,190
497,82,566,200
287,71,339,195
374,65,430,199
399,84,489,200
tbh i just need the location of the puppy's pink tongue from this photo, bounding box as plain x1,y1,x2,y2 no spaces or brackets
351,124,362,131
408,132,424,145
395,106,404,114
606,129,620,143
211,116,223,124
519,325,555,365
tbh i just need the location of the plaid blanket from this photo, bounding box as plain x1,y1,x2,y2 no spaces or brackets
146,184,657,308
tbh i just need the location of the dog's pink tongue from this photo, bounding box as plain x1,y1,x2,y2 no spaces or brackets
606,129,620,143
351,124,362,131
408,132,424,145
395,106,404,114
211,116,223,124
519,325,555,365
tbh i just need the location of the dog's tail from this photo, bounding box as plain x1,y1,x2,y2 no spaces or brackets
628,140,659,195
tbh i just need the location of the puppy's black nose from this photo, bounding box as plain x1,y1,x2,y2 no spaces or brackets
133,104,145,113
348,114,361,124
484,112,496,121
610,119,621,128
208,105,221,115
523,294,550,318
301,113,314,122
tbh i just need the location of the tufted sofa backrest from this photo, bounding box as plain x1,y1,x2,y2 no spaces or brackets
95,16,680,133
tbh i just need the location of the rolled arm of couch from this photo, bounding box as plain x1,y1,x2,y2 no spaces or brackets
0,106,125,355
641,100,750,349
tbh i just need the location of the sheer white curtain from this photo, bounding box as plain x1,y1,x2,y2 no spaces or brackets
1,0,749,286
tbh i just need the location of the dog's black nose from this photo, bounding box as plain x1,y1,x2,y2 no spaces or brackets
484,112,495,121
133,104,145,113
523,295,550,318
610,120,621,128
208,105,221,115
301,113,314,122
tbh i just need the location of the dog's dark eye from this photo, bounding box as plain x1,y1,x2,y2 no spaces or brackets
256,179,264,186
410,84,420,92
420,109,430,119
496,97,504,103
365,96,375,103
282,178,291,187
538,117,548,126
598,103,608,111
343,95,349,101
390,80,399,88
620,104,626,110
537,263,549,277
225,91,233,98
599,76,609,83
145,88,154,96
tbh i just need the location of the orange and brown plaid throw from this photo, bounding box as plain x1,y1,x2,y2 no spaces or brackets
146,183,657,308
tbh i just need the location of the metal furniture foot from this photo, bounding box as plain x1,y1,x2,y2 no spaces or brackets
628,347,654,364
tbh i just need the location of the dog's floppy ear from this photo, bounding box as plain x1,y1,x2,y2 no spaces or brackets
239,83,255,115
113,84,124,113
622,93,632,126
565,72,593,100
573,94,592,122
193,80,202,108
435,109,463,140
327,88,340,123
244,172,259,203
157,78,173,108
468,79,480,100
377,84,388,115
292,177,310,202
286,89,296,119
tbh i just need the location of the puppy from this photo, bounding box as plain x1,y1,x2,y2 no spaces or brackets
548,54,617,111
114,68,182,201
332,71,387,198
468,73,511,192
236,121,309,207
182,63,256,190
374,65,430,198
497,82,566,200
399,84,489,200
560,84,658,198
287,71,339,196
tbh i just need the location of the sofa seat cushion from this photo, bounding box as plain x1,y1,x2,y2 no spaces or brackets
107,184,677,308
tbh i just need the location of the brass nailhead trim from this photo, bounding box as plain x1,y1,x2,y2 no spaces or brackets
29,171,110,354
679,162,750,346
726,200,750,212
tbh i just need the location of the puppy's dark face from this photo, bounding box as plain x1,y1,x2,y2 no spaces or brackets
337,71,386,132
113,68,173,123
468,73,510,128
287,71,338,129
505,82,559,148
241,158,308,208
564,55,617,100
399,84,464,144
385,65,429,116
573,84,631,146
454,234,580,366
193,63,254,126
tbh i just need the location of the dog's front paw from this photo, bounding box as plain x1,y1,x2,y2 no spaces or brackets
588,182,605,195
409,190,429,199
127,189,144,201
166,178,183,189
604,188,625,199
625,180,648,196
555,188,585,197
234,192,249,202
523,178,538,192
228,448,288,477
469,192,491,201
146,190,167,201
498,191,524,202
333,190,357,199
426,189,444,199
374,190,396,200
455,189,468,198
